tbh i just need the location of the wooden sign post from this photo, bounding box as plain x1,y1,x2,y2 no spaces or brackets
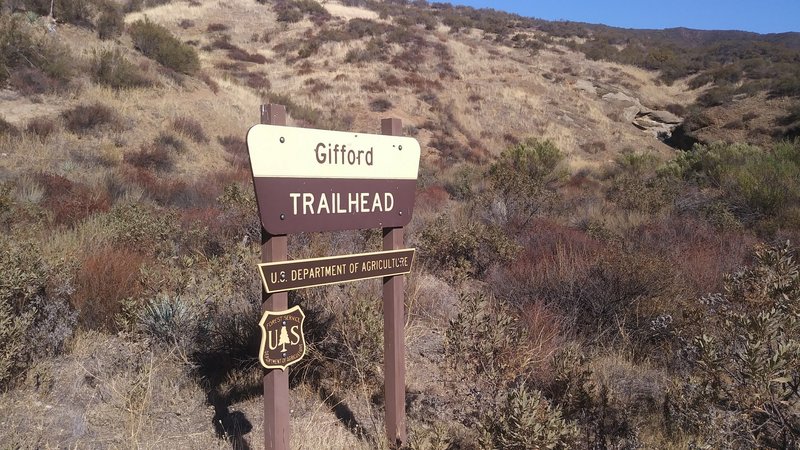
381,117,406,447
260,104,290,450
248,105,420,449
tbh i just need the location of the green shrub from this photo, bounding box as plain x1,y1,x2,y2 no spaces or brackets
607,150,676,214
262,91,326,127
771,74,800,98
0,237,76,388
480,384,579,450
670,141,800,221
446,292,531,382
272,0,330,23
107,202,179,255
0,14,75,89
216,183,260,244
487,138,564,228
444,163,481,201
419,215,518,282
674,242,800,448
607,173,677,214
96,3,124,40
129,18,200,74
91,48,154,89
0,296,30,388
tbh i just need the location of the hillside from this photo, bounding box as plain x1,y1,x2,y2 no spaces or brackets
1,0,800,449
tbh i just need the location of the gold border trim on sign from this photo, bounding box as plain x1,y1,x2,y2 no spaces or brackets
257,248,415,293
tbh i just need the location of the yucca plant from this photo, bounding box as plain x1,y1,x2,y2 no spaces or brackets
138,295,197,347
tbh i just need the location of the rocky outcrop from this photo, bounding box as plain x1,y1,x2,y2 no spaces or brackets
597,86,683,140
632,108,683,138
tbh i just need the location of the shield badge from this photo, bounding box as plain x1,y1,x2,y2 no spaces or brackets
258,305,307,370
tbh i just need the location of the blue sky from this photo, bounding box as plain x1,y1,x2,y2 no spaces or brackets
445,1,800,34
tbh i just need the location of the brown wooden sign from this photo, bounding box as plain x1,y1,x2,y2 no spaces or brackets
253,106,414,450
246,124,421,234
257,249,415,293
258,305,307,371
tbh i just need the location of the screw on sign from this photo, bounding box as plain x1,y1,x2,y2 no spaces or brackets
249,105,420,450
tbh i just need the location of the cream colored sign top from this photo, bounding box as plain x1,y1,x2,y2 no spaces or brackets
247,124,421,180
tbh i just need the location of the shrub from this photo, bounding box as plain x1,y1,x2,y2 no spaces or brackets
106,202,180,255
154,131,186,153
674,242,800,448
91,48,154,89
444,163,481,201
0,295,30,388
480,384,579,450
419,215,518,282
671,141,800,221
61,102,120,134
218,135,249,169
124,142,175,172
25,116,58,138
97,3,124,40
34,172,111,225
346,17,386,38
344,37,387,64
447,292,535,382
199,72,220,93
607,172,677,214
696,85,735,107
55,0,95,27
191,262,262,392
262,91,325,128
171,116,208,143
215,183,259,243
0,116,19,137
227,47,267,64
0,237,76,388
368,97,392,112
243,72,270,90
71,246,146,331
129,18,200,74
0,15,74,88
8,67,57,95
206,23,228,32
273,0,331,23
487,138,564,228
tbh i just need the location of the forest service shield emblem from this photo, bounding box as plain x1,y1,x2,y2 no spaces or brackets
258,305,307,370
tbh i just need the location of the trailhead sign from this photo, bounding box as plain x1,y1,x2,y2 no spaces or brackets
248,106,419,450
246,124,421,234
